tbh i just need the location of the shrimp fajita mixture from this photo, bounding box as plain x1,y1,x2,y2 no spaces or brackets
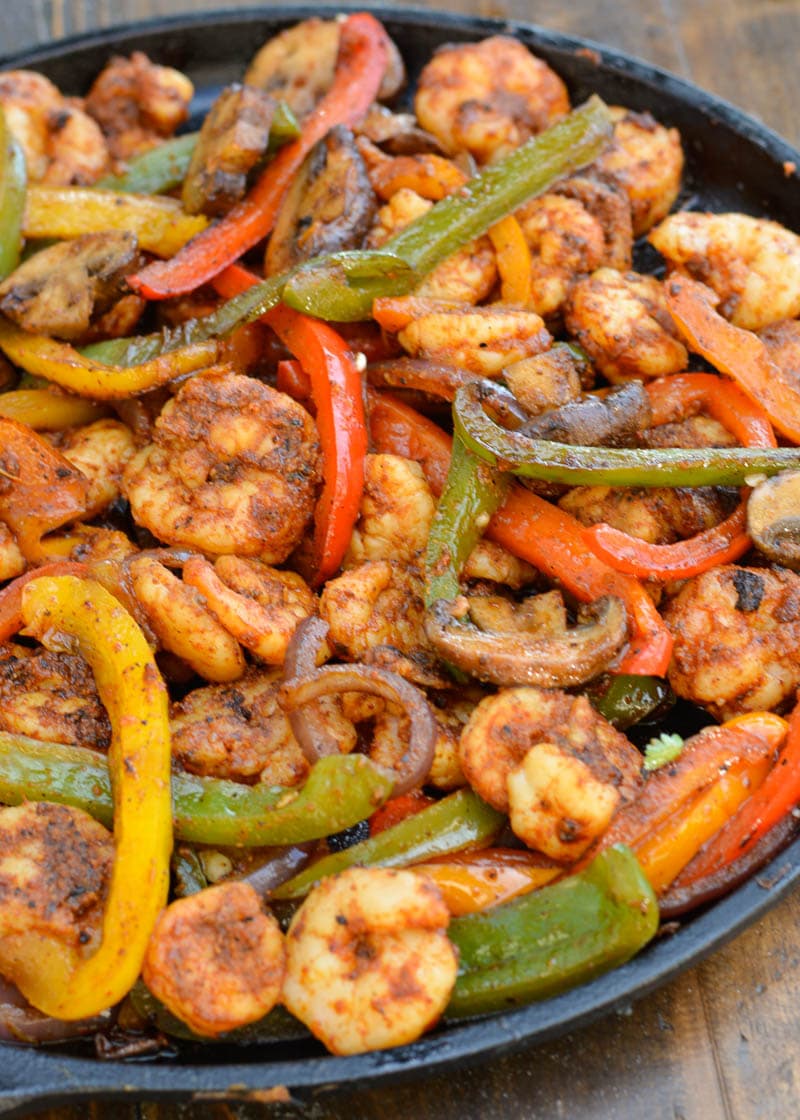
1,13,800,1058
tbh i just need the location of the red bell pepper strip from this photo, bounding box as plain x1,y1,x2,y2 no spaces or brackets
127,13,390,300
369,790,436,836
583,372,775,580
666,275,800,444
671,694,800,886
368,391,673,676
215,265,367,586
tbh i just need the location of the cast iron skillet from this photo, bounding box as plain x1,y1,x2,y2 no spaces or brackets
2,7,800,1115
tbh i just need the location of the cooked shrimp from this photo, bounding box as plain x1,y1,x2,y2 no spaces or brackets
57,419,136,517
565,268,688,382
0,524,24,582
84,51,193,161
503,347,585,416
345,454,436,569
143,882,285,1038
0,70,110,184
515,177,632,319
415,36,569,162
559,484,737,544
0,643,110,748
183,555,316,665
460,539,538,590
370,692,473,790
367,188,496,304
459,687,642,858
649,212,800,331
282,867,457,1055
0,803,112,984
170,669,355,785
64,525,139,565
594,107,684,236
122,369,320,563
663,565,800,720
128,555,246,683
320,561,447,687
640,414,738,449
398,305,551,377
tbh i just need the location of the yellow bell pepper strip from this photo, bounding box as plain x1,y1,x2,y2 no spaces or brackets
0,417,90,561
415,848,560,916
0,106,26,281
488,215,532,305
0,388,108,430
23,186,207,258
0,318,218,399
666,275,800,444
0,560,89,641
9,575,172,1020
128,12,392,299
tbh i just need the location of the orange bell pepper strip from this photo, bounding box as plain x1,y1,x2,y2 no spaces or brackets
213,264,367,586
8,575,171,1019
367,391,673,676
666,275,800,443
372,296,462,334
414,848,561,916
488,215,532,306
128,12,391,300
0,317,218,400
0,417,91,561
583,372,776,580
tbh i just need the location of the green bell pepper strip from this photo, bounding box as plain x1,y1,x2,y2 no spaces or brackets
130,981,308,1044
0,733,393,847
454,380,800,488
589,674,674,731
95,103,300,195
273,788,504,900
446,844,659,1018
425,434,509,608
281,95,613,321
0,106,26,280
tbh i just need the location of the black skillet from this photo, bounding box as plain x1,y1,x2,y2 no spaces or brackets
2,7,800,1115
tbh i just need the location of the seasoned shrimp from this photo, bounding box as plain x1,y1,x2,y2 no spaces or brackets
503,347,585,416
283,867,457,1055
183,555,316,665
559,484,737,544
367,188,497,304
649,212,800,331
128,555,246,683
0,524,24,582
143,882,285,1038
594,107,684,236
170,669,355,785
565,268,688,382
57,419,136,517
0,70,110,184
459,687,642,859
370,692,473,790
460,539,537,590
122,369,321,563
84,51,193,161
344,454,436,568
515,177,633,320
320,561,446,686
415,36,569,162
398,305,551,377
0,644,110,748
0,803,112,985
663,565,800,720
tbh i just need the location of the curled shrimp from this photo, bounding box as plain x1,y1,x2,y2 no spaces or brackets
415,36,569,162
122,368,321,563
282,867,457,1055
183,554,316,665
398,305,551,377
56,419,136,518
344,454,436,569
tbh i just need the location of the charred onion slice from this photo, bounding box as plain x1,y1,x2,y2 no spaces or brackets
424,594,628,688
282,616,341,763
0,976,110,1044
280,661,437,795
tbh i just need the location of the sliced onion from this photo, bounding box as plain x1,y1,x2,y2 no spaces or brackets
367,358,483,402
280,663,437,795
424,594,629,688
0,975,110,1044
239,843,314,896
282,617,341,763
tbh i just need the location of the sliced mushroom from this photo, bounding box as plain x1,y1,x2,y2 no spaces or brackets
355,105,444,154
0,231,140,341
747,470,800,569
182,84,277,217
517,381,652,447
265,126,376,275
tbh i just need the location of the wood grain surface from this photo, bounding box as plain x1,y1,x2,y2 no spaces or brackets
4,2,800,1118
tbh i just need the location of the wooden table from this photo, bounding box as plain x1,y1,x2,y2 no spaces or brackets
4,1,800,1117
